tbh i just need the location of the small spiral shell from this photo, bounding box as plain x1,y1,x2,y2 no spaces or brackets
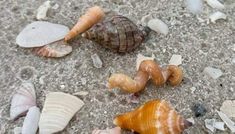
82,15,150,53
114,100,193,134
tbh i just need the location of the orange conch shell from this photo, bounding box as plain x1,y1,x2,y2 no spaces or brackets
64,6,105,41
114,100,192,134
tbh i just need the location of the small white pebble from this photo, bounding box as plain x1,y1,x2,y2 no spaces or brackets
203,67,223,79
147,19,169,35
232,57,235,64
81,78,87,85
52,3,59,10
169,54,182,66
186,0,203,14
190,87,196,93
187,117,195,124
60,84,65,89
91,53,103,68
36,1,51,20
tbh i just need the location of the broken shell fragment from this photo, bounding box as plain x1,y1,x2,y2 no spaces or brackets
114,100,193,134
186,0,203,14
16,21,69,48
36,1,51,20
33,40,72,58
22,106,40,134
92,127,121,134
220,100,235,118
39,92,84,134
217,111,235,133
206,0,225,9
209,11,227,23
10,82,36,120
147,19,169,35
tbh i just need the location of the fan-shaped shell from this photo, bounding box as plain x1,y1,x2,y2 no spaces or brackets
114,100,192,134
33,40,72,58
16,21,69,48
39,92,84,134
82,15,148,53
10,82,36,120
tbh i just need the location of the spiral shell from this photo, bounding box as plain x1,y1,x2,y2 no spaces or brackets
114,100,193,134
82,15,149,53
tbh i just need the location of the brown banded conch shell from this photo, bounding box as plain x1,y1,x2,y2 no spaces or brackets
108,60,183,93
114,100,193,134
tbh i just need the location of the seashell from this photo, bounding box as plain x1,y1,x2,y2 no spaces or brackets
92,127,121,134
217,111,235,133
10,82,36,120
108,60,183,93
147,19,169,35
22,106,40,134
82,15,150,53
36,1,51,20
206,0,225,9
209,11,227,23
220,100,235,118
114,100,193,134
16,21,69,48
32,40,72,58
39,92,84,134
169,54,182,66
186,0,203,14
65,6,105,41
136,53,155,70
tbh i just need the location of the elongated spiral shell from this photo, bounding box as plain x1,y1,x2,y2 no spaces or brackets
114,100,193,134
108,60,183,93
82,15,150,53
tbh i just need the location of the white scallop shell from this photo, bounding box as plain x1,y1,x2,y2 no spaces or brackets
10,82,36,120
206,0,225,9
16,21,69,48
22,106,40,134
92,127,121,134
209,11,227,23
136,53,155,70
39,92,84,134
33,40,72,58
147,19,169,35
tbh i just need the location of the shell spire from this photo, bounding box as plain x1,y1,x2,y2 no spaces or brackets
64,6,105,42
114,100,193,134
108,60,183,93
82,15,148,53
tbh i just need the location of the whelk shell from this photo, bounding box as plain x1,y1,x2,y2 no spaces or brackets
22,106,40,134
10,82,36,120
114,100,193,134
39,92,84,134
16,21,69,48
33,40,72,58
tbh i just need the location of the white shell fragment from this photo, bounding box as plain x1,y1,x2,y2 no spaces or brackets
16,21,69,48
39,92,84,134
36,1,51,20
10,82,36,120
206,0,225,9
13,127,22,134
136,53,155,70
22,106,40,134
203,67,223,79
147,19,169,35
169,54,182,66
187,117,195,125
33,40,72,58
205,119,225,132
92,127,121,134
220,100,235,118
217,111,235,133
209,11,227,23
186,0,203,14
91,53,103,68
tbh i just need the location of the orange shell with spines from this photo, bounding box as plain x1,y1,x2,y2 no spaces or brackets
114,100,192,134
64,6,105,41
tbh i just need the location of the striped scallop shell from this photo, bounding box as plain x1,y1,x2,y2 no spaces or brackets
33,40,72,58
82,15,149,53
39,92,84,134
114,100,192,134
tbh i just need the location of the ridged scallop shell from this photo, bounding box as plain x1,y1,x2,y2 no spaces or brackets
39,92,84,134
10,82,36,120
114,100,193,134
33,40,72,58
22,106,40,134
92,127,121,134
82,15,149,53
16,21,69,48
